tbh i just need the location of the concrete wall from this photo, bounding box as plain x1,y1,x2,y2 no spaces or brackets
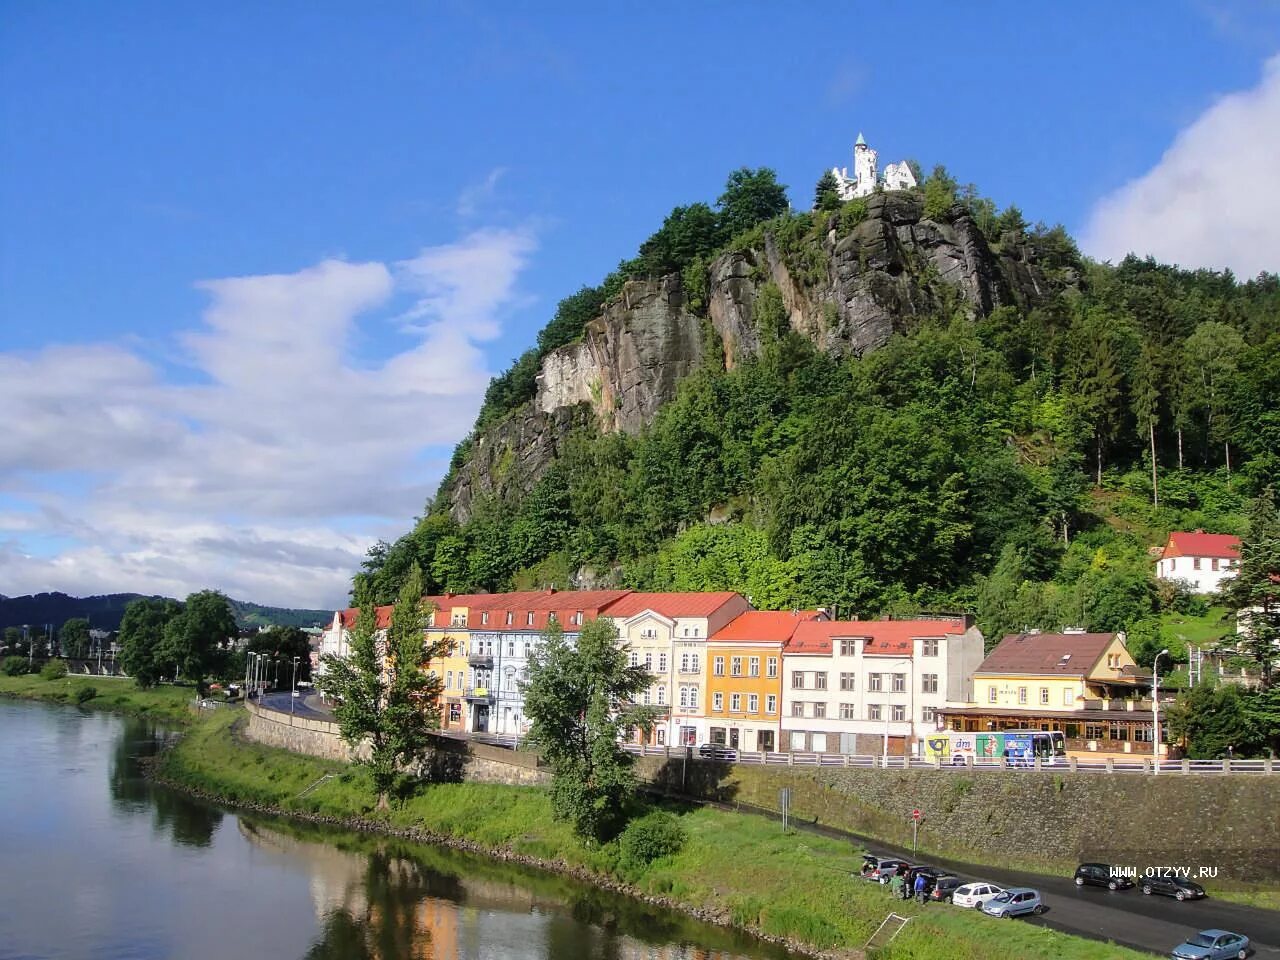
635,754,1280,882
243,701,548,786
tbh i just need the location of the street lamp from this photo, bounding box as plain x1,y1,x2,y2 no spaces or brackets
291,656,300,716
1152,648,1169,775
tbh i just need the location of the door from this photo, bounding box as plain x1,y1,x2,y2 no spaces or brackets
758,730,774,752
474,704,489,732
729,728,740,749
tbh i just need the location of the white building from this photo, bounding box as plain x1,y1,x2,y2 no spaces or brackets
780,617,984,756
1156,531,1241,594
831,132,917,200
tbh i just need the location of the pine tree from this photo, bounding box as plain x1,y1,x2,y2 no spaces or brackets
1131,343,1162,504
1226,488,1280,688
813,170,841,212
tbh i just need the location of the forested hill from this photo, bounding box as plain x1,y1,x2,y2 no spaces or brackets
356,165,1280,661
0,592,331,632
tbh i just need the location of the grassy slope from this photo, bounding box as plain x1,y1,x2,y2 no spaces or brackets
160,709,1153,960
0,672,197,725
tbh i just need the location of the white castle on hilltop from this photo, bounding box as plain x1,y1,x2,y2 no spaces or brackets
831,132,917,200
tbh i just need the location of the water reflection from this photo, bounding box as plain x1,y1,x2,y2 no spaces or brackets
241,819,794,960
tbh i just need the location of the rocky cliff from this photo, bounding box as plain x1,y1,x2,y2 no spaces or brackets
445,192,1064,522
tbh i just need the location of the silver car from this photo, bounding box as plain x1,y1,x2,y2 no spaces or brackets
952,882,1004,909
981,887,1046,918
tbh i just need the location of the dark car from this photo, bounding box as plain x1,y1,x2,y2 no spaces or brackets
906,866,943,894
1073,862,1134,891
697,743,737,761
1142,875,1206,901
929,875,964,902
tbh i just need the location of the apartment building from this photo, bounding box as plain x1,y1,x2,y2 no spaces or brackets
780,617,983,756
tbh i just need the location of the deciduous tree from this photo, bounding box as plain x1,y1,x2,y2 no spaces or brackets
58,617,91,659
118,597,182,688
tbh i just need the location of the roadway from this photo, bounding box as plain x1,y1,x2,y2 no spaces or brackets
255,690,333,721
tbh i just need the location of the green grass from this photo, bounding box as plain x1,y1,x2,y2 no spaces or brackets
0,672,198,725
162,710,1161,960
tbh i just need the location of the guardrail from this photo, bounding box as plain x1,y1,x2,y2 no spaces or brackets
619,744,1275,775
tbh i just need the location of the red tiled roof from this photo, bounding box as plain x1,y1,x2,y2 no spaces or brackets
338,605,393,629
976,632,1117,676
1162,531,1241,560
429,589,633,631
710,610,823,643
599,591,746,619
785,619,967,656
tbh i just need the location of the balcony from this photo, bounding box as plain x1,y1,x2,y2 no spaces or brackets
464,686,494,702
467,653,493,668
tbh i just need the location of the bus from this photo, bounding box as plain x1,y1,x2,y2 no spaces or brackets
923,730,1067,766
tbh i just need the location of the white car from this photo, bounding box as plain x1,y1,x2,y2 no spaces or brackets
951,882,1004,909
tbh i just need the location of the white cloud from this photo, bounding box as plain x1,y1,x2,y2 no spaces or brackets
0,228,537,609
456,167,507,219
1081,53,1280,278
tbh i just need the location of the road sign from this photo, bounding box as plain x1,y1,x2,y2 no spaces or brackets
912,808,921,822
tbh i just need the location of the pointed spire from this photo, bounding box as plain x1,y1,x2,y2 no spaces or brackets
855,132,867,147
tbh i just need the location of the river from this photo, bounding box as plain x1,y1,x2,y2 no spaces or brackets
0,699,802,960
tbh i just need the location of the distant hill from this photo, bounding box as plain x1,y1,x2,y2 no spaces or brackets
0,592,332,632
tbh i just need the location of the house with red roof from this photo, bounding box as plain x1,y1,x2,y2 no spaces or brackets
598,592,752,748
780,617,983,756
1156,530,1241,594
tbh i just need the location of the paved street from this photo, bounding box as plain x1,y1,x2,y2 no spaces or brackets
255,690,332,721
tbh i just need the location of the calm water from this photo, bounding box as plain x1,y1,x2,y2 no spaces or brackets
0,699,799,960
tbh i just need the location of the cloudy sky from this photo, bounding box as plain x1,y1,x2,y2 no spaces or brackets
2,2,1279,610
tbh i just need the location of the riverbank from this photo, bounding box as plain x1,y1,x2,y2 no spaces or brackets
0,672,197,725
157,709,1152,960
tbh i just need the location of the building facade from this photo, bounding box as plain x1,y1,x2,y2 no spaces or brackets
831,132,918,200
1156,531,1241,594
780,617,983,756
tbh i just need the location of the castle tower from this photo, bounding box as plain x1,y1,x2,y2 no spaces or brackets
852,132,877,198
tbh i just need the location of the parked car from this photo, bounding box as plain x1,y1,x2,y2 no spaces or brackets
859,854,880,878
906,865,943,893
952,882,1004,909
697,743,737,760
1142,875,1206,901
1073,862,1134,891
929,875,964,902
1170,929,1250,960
864,858,908,883
981,887,1045,918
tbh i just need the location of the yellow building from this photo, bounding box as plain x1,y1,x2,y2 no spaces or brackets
705,610,824,753
937,631,1165,755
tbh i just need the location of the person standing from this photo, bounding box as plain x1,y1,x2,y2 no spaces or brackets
914,871,928,904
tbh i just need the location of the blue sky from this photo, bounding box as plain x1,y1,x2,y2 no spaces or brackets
2,1,1279,608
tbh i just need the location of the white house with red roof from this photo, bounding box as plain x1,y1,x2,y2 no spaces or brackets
780,617,984,756
1156,531,1241,594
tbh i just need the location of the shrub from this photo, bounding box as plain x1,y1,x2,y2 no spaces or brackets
40,659,68,680
618,811,687,869
2,656,28,676
75,686,98,704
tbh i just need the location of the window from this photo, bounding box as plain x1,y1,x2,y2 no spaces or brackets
749,656,760,677
731,656,742,677
921,673,938,694
574,611,583,625
814,672,828,690
1039,687,1050,705
921,637,939,657
526,611,534,626
868,704,882,721
713,656,725,676
630,651,639,667
713,692,724,711
1111,723,1130,741
680,653,691,673
730,693,741,712
1018,686,1028,704
748,694,759,712
691,654,699,672
766,694,777,714
506,611,514,626
448,703,462,724
813,702,827,718
644,652,653,671
868,673,882,692
792,671,805,689
892,673,905,693
658,653,668,672
657,685,666,705
547,612,558,624
687,687,698,709
481,611,490,625
446,670,453,689
891,704,905,722
767,657,778,678
921,706,936,723
840,672,856,691
1085,724,1105,741
507,639,516,657
1193,557,1202,570
1211,558,1219,571
840,702,856,719
679,686,691,708
840,638,857,656
642,689,650,705
791,700,805,717
988,685,997,703
1063,688,1074,706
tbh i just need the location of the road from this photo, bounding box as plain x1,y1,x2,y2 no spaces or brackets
255,690,332,721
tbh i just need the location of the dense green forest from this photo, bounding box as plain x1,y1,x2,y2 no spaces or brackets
357,167,1280,675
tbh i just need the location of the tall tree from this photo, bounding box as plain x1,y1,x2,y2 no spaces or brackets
813,170,841,212
59,617,91,659
716,167,789,238
161,591,237,694
1225,488,1280,688
1074,316,1124,484
522,617,655,841
320,564,446,807
1130,343,1162,504
1185,321,1246,471
118,597,183,688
